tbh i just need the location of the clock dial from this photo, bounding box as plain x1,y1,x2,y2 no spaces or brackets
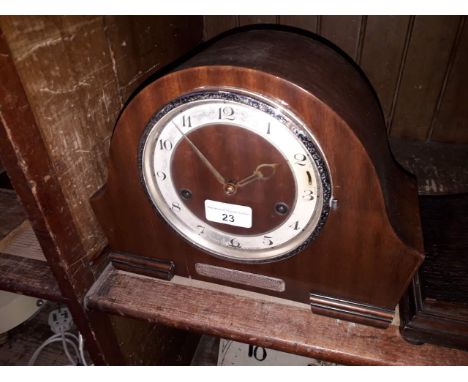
171,124,296,236
139,89,331,262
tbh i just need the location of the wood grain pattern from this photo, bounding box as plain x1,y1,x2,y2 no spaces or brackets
319,16,363,60
0,253,64,302
360,16,411,124
431,17,468,143
238,16,277,26
390,16,461,140
0,16,123,260
0,24,123,365
203,16,239,40
390,138,468,195
104,16,204,101
277,16,318,33
86,267,468,366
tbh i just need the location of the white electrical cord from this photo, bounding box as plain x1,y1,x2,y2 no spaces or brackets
61,333,78,365
28,333,80,365
28,306,90,366
78,333,88,366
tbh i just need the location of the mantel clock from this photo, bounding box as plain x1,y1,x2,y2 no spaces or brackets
92,29,424,328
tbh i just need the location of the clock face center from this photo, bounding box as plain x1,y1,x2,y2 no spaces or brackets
171,124,296,236
224,182,237,196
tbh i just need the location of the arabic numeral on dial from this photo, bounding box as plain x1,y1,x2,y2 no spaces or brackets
218,106,235,120
182,115,191,128
156,171,166,181
302,190,314,201
263,235,273,246
266,122,271,135
248,345,267,361
228,238,241,248
294,153,307,166
289,221,300,230
196,225,205,235
171,202,181,212
158,139,173,151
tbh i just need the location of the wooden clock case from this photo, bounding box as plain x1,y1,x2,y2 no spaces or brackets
91,28,424,328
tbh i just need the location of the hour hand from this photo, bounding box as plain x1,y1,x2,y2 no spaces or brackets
173,122,226,185
237,163,279,188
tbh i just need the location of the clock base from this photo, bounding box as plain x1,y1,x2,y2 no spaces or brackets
310,293,394,328
107,249,396,328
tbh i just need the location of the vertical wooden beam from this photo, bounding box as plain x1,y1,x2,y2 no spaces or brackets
0,26,124,365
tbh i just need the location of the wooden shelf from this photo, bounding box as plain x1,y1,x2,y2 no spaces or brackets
0,221,64,302
0,251,64,302
0,189,64,301
86,265,468,366
390,138,468,195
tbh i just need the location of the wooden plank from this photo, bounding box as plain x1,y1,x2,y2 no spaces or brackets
0,16,122,259
203,16,238,40
390,138,468,195
278,16,318,33
0,253,63,302
86,267,468,366
431,17,468,143
238,16,277,26
319,16,363,60
389,16,460,140
104,16,204,101
0,23,124,365
360,16,411,124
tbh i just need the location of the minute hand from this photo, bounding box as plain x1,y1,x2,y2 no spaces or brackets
173,122,226,185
